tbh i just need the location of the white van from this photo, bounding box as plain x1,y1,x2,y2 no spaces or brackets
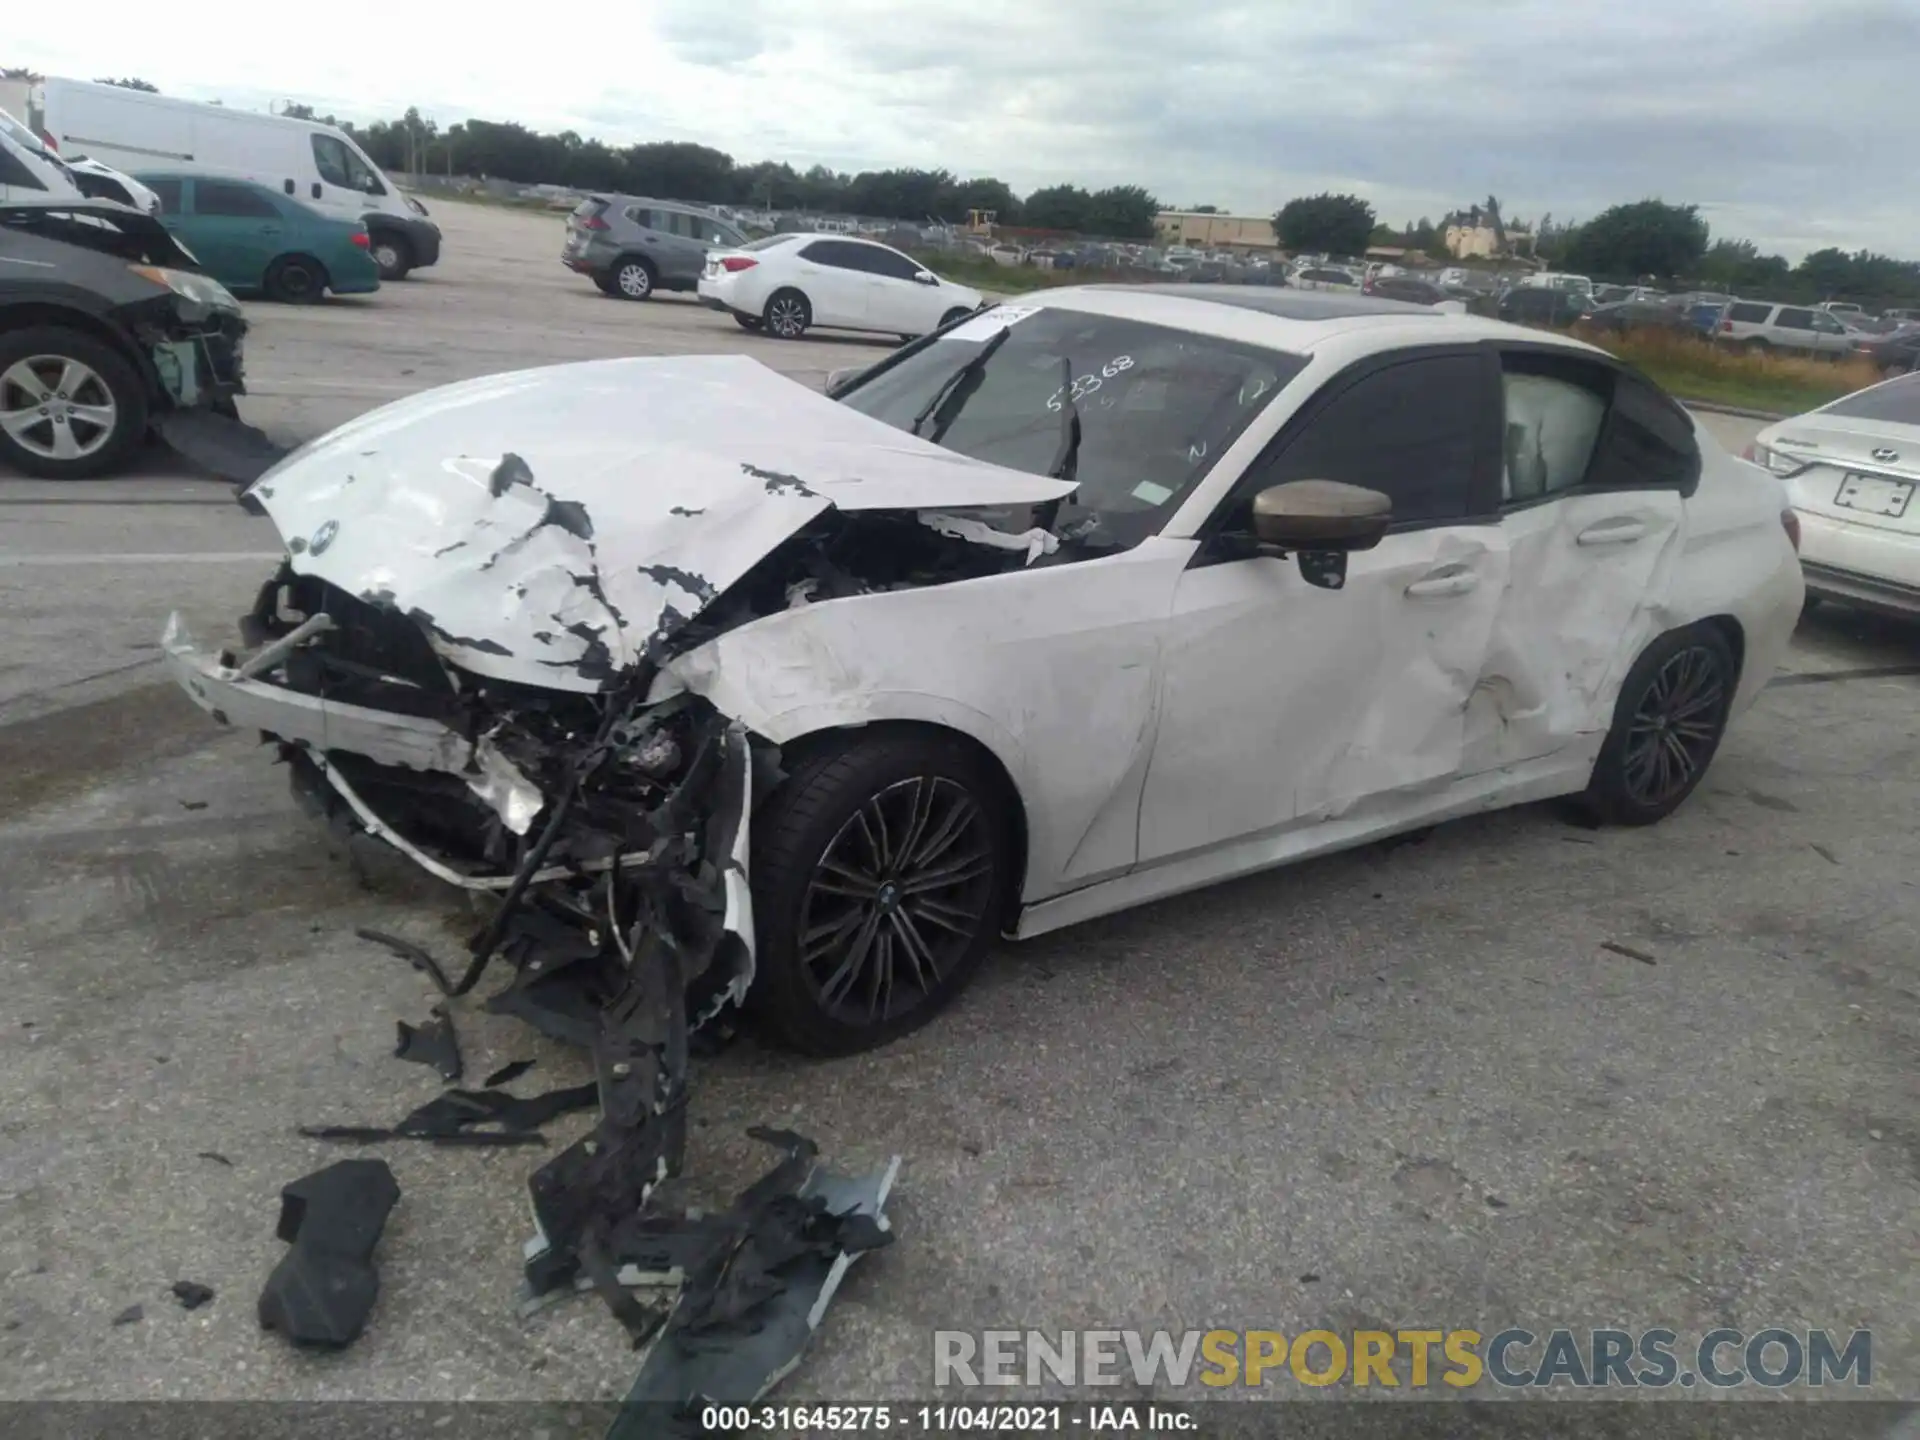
28,78,441,280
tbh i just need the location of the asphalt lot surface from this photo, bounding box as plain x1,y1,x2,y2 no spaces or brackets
1,200,1916,1407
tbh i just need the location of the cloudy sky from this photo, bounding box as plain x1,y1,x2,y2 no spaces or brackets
11,0,1916,260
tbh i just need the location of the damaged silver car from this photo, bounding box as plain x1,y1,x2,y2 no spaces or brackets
166,286,1805,1062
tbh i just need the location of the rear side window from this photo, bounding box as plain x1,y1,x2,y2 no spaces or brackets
1775,307,1815,329
145,177,183,213
625,206,662,229
801,239,861,269
1501,355,1608,502
569,198,605,220
1822,372,1920,424
1727,302,1771,323
197,181,278,218
1244,353,1489,525
1590,374,1701,492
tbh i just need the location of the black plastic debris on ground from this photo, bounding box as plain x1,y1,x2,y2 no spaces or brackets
357,927,454,996
606,1131,901,1439
484,1058,537,1088
111,1304,143,1327
300,1083,598,1148
394,1004,463,1081
258,1158,400,1350
172,1280,215,1311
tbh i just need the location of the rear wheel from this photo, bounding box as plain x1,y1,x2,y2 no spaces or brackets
1741,337,1770,355
1581,625,1737,826
612,257,656,301
763,288,811,339
0,326,148,479
368,231,413,281
747,731,1016,1055
264,255,327,304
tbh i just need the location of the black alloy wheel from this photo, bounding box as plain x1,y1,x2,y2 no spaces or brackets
748,732,1014,1055
798,776,996,1026
1582,625,1736,825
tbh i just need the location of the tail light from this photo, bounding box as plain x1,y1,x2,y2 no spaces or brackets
351,231,370,248
39,129,58,151
1719,318,1733,332
1741,442,1757,461
1781,508,1801,552
577,215,609,231
721,256,758,273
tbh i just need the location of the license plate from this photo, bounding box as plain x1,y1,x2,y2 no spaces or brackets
1834,472,1915,518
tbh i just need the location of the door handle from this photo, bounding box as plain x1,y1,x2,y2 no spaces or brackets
1577,519,1649,546
1405,569,1478,599
311,183,322,199
283,179,295,195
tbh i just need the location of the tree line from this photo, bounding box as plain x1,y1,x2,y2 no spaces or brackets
1273,192,1920,309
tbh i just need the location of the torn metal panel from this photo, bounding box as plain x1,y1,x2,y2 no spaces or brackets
240,355,1076,693
164,613,545,835
917,510,1060,564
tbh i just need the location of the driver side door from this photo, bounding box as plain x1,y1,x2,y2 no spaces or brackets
1136,348,1510,866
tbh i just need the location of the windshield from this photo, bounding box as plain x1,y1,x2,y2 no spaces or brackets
836,305,1308,550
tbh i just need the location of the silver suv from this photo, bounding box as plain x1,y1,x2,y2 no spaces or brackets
1716,300,1856,357
562,195,750,301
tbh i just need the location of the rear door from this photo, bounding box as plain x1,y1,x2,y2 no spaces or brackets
1772,306,1820,353
794,240,869,327
184,178,285,290
1469,348,1696,773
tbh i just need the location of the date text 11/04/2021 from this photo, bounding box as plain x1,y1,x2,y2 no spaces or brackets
698,1406,1194,1432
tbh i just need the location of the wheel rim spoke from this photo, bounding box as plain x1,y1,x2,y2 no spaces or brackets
67,402,115,432
0,406,43,440
48,424,83,460
799,774,996,1026
1,359,47,397
1622,647,1724,804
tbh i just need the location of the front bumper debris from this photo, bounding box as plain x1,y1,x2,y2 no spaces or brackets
164,612,546,845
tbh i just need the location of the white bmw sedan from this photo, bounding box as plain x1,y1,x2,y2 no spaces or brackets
1748,370,1920,617
164,286,1804,1057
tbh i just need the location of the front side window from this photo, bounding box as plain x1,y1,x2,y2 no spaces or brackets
859,244,923,281
197,180,279,218
311,134,384,194
1237,353,1488,526
838,307,1307,550
145,177,183,213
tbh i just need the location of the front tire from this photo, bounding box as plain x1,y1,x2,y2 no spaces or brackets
1581,625,1737,826
612,257,656,301
265,255,327,304
0,326,148,479
939,306,972,330
748,730,1016,1055
734,313,763,331
368,231,413,281
763,288,811,339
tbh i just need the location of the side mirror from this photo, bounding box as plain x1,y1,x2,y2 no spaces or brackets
1247,480,1393,590
913,270,938,285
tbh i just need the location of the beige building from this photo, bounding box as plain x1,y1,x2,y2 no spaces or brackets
1154,211,1279,251
1444,220,1533,260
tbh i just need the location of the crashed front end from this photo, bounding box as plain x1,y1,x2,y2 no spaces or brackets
163,356,1075,1361
165,567,759,1298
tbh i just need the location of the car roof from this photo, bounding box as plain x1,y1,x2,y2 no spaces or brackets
1015,284,1608,356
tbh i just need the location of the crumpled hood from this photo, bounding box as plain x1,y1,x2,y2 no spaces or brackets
247,354,1076,692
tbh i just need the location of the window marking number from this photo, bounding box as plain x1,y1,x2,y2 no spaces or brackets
1047,355,1132,411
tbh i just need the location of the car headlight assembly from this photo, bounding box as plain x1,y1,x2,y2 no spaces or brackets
129,264,242,316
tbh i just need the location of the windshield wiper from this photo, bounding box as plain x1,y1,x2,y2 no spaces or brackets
910,324,1011,440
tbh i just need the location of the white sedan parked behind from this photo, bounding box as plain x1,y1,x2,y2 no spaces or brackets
698,232,983,342
1749,371,1920,616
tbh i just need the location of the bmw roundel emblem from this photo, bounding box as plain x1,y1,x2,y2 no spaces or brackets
309,520,340,555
